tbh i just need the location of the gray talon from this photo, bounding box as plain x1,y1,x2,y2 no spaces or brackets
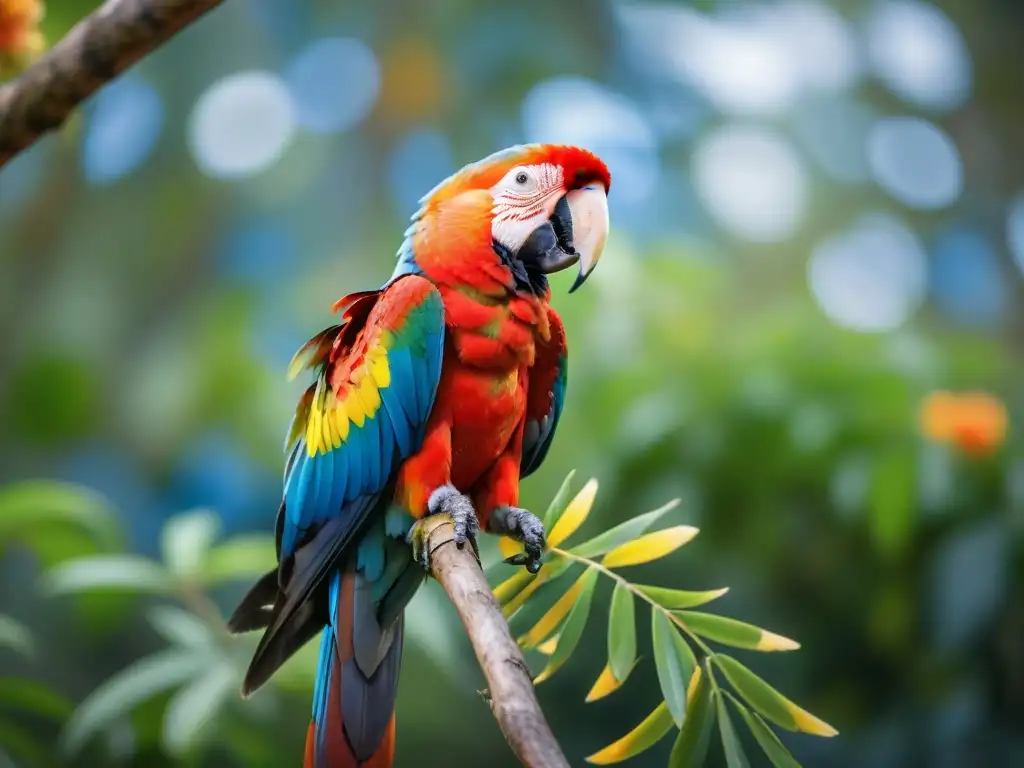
427,484,480,558
489,506,547,574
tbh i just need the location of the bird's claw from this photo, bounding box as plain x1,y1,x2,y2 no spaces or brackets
407,484,480,571
490,506,546,574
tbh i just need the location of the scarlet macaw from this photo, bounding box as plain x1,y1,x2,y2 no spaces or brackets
228,143,611,767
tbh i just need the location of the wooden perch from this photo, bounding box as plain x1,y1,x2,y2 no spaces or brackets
421,515,570,768
0,0,223,168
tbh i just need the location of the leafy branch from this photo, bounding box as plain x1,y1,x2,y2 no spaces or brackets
493,472,837,767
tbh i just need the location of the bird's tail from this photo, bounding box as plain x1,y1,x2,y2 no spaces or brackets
304,569,404,768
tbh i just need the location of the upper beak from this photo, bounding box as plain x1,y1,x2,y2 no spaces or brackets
564,184,609,293
521,184,609,292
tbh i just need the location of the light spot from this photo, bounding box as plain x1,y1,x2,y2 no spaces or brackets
1006,194,1024,276
692,124,807,242
808,213,928,333
865,0,972,111
522,77,658,204
387,128,454,216
81,75,164,185
285,38,380,134
930,228,1007,327
867,117,962,209
188,71,296,179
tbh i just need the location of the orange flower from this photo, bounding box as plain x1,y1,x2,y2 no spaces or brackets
919,390,1008,456
0,0,44,75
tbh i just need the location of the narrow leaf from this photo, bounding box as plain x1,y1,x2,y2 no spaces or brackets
585,659,638,703
0,481,120,551
534,567,598,684
518,569,590,649
61,649,206,754
715,655,837,736
0,615,32,658
0,677,73,720
202,535,276,584
717,692,751,768
669,667,716,768
161,511,220,578
569,499,680,558
536,635,559,655
502,558,571,618
43,555,174,596
585,702,674,765
729,695,802,768
547,478,598,548
637,584,729,610
676,612,800,652
543,469,577,530
498,536,523,559
493,568,535,607
607,582,636,681
162,661,236,754
148,607,213,649
652,611,696,727
602,526,698,568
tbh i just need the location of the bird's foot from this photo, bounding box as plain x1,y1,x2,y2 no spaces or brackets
488,506,547,574
407,484,480,571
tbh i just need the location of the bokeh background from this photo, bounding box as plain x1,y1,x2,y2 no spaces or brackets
3,0,1024,765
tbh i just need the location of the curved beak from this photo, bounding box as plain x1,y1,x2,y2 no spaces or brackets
517,184,610,293
564,184,609,293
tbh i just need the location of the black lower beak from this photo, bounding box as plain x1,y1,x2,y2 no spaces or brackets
517,196,579,276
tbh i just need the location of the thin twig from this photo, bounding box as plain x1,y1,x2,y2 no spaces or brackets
0,0,223,168
423,515,570,768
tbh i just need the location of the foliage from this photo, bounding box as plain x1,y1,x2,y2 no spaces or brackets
495,473,837,767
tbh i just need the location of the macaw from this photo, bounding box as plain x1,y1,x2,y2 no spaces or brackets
227,143,611,768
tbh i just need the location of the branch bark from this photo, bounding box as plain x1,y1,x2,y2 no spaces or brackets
0,0,223,168
422,515,570,768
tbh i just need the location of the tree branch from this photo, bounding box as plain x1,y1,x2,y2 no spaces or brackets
422,515,570,768
0,0,223,168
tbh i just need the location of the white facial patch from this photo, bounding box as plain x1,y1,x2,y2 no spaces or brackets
490,163,564,253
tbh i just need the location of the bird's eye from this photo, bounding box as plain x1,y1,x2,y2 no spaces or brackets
515,171,529,185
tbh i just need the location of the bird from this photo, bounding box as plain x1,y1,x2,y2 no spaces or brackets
226,143,611,767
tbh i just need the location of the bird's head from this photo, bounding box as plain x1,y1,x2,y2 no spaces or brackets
404,144,611,293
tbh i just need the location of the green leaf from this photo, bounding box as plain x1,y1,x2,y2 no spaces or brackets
519,569,593,649
569,499,680,558
0,722,47,766
728,694,802,768
162,661,236,755
61,648,206,754
202,535,276,584
669,667,715,768
652,610,696,727
585,701,674,764
714,655,837,736
148,606,213,649
534,567,598,684
0,677,73,720
607,582,636,681
637,585,729,610
161,511,220,578
0,481,119,552
0,615,32,658
543,470,577,530
493,568,536,607
676,612,799,652
42,555,174,595
717,692,751,768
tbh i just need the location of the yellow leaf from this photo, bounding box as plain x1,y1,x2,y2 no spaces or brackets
548,478,598,548
789,703,839,737
492,568,533,605
585,702,674,764
756,630,801,652
536,635,559,655
518,571,589,648
498,535,523,559
501,559,568,618
585,660,637,703
601,526,699,568
686,665,702,707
